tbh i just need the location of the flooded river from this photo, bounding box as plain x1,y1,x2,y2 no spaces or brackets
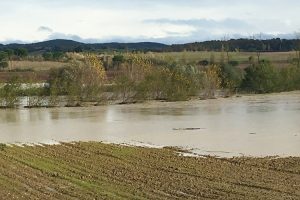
1,92,300,157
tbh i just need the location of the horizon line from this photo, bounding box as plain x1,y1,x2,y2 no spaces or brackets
1,37,299,46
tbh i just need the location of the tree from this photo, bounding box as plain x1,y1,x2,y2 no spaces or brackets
26,73,46,108
137,67,170,100
0,61,8,69
209,53,215,65
4,49,14,58
113,55,125,63
279,66,300,91
0,76,21,108
0,51,8,60
114,75,136,103
52,51,64,61
42,52,53,61
295,32,300,68
4,49,14,69
137,64,202,101
220,64,243,91
73,46,83,53
221,35,230,63
0,51,8,70
48,76,60,107
202,65,222,98
83,54,106,102
121,54,152,82
253,33,266,63
198,60,209,66
112,54,125,69
14,48,28,58
48,54,106,106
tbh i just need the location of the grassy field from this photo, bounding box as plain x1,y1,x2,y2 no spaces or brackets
0,71,49,82
0,51,297,82
8,61,66,71
0,142,299,199
0,61,65,82
6,51,299,71
142,51,296,65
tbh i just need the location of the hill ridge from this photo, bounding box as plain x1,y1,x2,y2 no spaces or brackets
0,38,299,52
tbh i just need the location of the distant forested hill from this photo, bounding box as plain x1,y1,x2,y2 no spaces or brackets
0,39,168,53
166,38,300,52
0,38,299,53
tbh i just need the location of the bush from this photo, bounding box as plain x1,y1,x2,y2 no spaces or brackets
138,65,203,101
136,67,168,100
52,52,64,61
0,143,6,151
0,61,8,69
114,75,136,103
0,51,8,61
26,87,46,108
220,64,243,90
241,62,280,93
198,59,209,66
42,52,53,61
278,66,300,91
43,52,64,61
165,66,195,101
14,48,28,58
0,51,9,70
112,55,125,63
0,76,21,108
228,60,239,67
48,55,106,106
202,65,222,98
24,74,47,108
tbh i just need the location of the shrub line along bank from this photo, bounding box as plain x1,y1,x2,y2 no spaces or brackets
0,53,299,109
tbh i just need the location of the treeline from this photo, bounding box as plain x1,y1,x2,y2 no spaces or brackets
0,48,74,71
165,38,300,52
1,39,300,54
0,48,28,69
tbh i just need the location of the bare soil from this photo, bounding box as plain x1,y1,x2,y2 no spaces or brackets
0,142,299,199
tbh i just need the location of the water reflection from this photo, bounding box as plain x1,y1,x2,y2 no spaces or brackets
246,105,278,113
135,107,200,116
0,110,20,123
49,110,60,120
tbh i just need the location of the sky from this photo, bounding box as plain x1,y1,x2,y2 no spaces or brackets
0,0,300,44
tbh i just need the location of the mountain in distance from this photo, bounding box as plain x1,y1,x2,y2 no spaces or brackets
0,38,299,53
0,39,168,53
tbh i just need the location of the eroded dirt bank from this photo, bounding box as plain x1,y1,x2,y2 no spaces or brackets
0,142,299,199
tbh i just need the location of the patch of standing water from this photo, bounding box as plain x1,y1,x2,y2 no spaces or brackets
0,91,300,157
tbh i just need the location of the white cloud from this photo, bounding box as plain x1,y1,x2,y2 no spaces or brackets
38,26,53,33
0,0,300,44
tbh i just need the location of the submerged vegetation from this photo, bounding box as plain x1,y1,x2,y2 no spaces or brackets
0,76,21,108
0,49,299,108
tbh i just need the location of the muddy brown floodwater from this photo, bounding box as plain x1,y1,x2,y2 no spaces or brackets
0,91,300,157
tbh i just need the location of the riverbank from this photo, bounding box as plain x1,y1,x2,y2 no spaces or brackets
0,142,299,199
0,89,299,110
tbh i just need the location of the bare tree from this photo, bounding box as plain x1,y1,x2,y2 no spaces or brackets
221,35,230,64
252,33,266,63
295,32,300,67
